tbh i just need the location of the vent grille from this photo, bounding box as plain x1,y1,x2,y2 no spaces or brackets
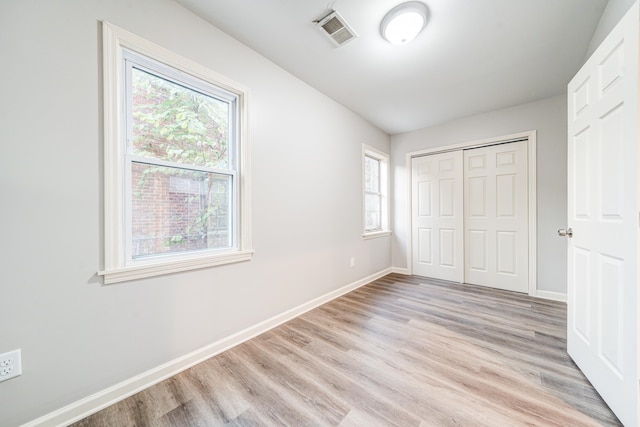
316,11,357,47
321,17,343,34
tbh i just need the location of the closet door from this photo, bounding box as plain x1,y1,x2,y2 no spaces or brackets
464,141,528,293
411,151,464,282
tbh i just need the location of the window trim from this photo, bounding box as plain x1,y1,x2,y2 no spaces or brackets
99,22,252,284
362,144,391,239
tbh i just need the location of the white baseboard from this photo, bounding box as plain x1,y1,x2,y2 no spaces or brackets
391,267,410,275
534,289,567,303
22,268,392,427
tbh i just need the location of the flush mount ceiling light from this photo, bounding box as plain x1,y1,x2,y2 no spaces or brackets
381,1,429,45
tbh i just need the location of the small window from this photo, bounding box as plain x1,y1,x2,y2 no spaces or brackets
100,22,252,284
363,145,390,238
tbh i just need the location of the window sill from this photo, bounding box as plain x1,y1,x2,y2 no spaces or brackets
363,230,392,240
98,250,254,284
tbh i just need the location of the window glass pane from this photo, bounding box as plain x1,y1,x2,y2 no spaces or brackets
365,193,381,230
131,162,231,259
131,67,230,169
365,156,380,193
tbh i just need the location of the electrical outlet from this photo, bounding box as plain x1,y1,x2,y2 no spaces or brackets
350,257,355,267
0,349,22,382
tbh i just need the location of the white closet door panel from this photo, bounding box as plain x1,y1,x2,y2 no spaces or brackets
468,177,486,216
412,151,463,282
417,181,432,216
464,141,528,293
418,228,432,264
439,179,455,216
440,228,455,267
468,230,487,271
496,231,517,274
496,174,516,217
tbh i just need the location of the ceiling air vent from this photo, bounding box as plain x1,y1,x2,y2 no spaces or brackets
315,10,357,47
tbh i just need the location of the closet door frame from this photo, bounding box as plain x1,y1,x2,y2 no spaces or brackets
406,130,538,297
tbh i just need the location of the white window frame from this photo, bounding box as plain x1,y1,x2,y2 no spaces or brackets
99,22,252,284
362,144,391,239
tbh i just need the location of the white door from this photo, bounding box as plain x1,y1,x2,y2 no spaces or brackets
566,3,638,426
411,151,464,282
464,142,528,293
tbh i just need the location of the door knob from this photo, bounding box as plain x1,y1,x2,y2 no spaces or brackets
558,228,573,238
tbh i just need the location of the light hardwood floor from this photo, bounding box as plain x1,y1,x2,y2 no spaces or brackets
73,274,621,426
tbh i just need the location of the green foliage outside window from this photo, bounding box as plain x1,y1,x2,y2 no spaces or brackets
130,68,233,257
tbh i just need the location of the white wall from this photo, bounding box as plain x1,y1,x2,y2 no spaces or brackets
584,0,637,59
0,1,390,425
390,95,567,294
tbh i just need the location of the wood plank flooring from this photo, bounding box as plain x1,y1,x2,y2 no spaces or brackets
73,274,622,426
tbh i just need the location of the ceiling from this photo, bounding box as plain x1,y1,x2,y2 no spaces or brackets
175,0,608,135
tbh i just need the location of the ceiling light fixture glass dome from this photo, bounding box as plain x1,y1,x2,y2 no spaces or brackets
381,1,429,45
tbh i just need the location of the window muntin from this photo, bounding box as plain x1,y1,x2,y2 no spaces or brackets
100,22,252,284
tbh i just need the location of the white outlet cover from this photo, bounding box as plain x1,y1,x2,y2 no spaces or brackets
0,349,22,382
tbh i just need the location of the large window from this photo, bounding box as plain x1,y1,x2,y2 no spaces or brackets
100,23,252,284
363,145,390,238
